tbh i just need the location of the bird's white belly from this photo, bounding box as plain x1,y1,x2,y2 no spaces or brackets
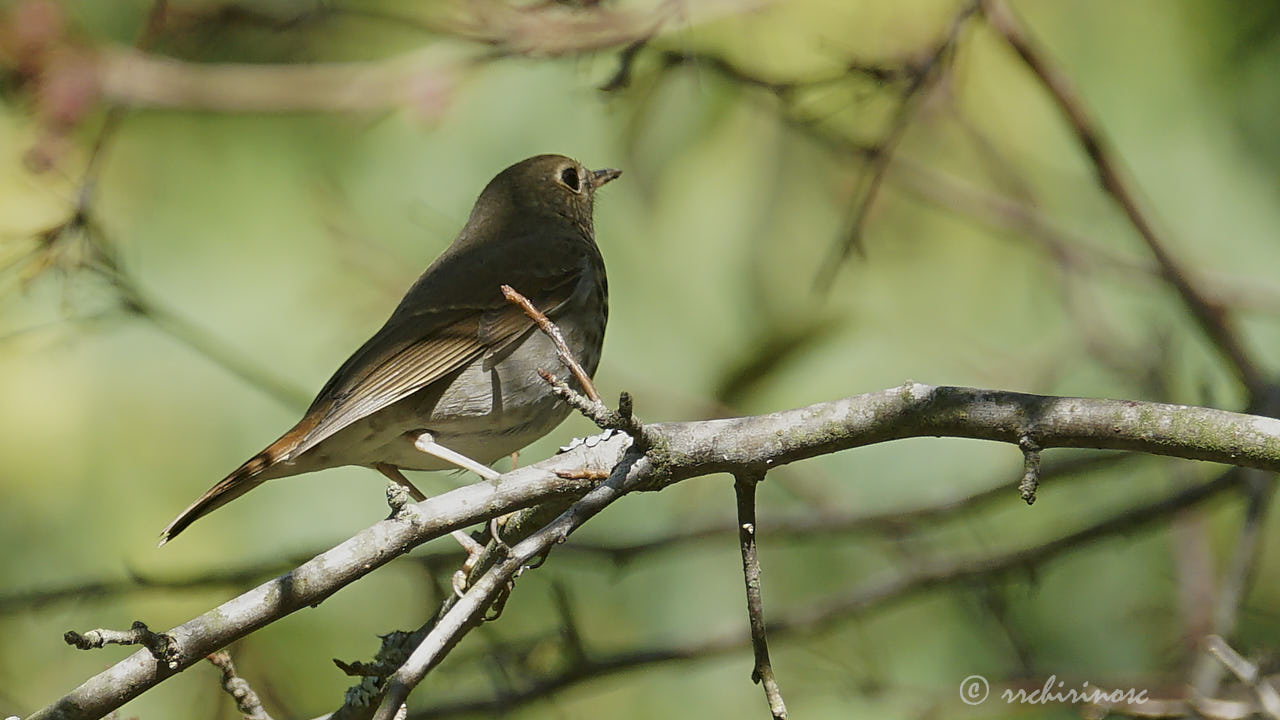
290,315,597,476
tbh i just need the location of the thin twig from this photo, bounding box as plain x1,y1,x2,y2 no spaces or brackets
207,650,274,720
498,284,648,445
64,620,179,669
1190,470,1276,696
815,0,980,289
117,280,311,407
734,471,788,719
598,35,652,92
500,284,600,402
1204,636,1280,720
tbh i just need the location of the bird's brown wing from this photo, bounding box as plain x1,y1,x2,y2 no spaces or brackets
285,269,582,459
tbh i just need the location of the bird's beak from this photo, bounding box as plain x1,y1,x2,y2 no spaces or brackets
590,168,622,188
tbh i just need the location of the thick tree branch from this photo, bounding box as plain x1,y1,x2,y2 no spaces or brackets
29,383,1280,719
0,452,1124,615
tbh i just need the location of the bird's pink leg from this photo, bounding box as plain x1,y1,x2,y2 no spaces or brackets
375,460,485,597
411,431,501,480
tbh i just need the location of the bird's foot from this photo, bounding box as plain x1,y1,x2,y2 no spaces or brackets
489,515,511,554
450,529,487,597
450,516,514,596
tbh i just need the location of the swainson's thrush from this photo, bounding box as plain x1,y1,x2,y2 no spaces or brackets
160,154,618,545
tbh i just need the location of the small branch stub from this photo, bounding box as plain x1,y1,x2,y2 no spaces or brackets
207,650,273,720
64,620,179,669
1019,436,1042,505
385,480,412,516
334,630,416,708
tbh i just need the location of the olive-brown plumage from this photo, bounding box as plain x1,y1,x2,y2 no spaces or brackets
160,155,618,545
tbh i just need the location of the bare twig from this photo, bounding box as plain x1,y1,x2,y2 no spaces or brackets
334,631,418,710
980,0,1265,396
116,280,311,407
1204,635,1280,720
734,471,788,719
539,371,647,444
207,650,274,720
64,621,178,669
501,284,600,402
499,284,647,448
1190,470,1276,696
598,35,651,92
815,1,980,289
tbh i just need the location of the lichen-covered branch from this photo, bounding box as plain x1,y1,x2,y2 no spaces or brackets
29,383,1280,719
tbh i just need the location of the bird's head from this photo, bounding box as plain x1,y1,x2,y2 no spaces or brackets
467,154,621,236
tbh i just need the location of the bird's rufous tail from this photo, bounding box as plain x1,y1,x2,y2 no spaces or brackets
158,450,276,547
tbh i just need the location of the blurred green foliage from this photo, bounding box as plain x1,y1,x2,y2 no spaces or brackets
3,0,1280,718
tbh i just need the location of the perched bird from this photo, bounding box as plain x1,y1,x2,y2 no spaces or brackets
160,154,619,545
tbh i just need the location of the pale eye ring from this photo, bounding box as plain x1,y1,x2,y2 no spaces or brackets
558,166,582,193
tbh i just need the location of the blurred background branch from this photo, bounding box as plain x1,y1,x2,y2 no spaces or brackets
5,0,1280,718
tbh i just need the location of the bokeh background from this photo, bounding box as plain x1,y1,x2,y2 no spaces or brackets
4,0,1280,717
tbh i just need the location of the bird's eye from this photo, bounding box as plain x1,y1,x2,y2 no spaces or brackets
559,166,581,193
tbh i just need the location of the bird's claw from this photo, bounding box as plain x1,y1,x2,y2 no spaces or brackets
450,530,486,597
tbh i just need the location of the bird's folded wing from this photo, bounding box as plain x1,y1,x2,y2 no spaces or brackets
287,272,580,459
